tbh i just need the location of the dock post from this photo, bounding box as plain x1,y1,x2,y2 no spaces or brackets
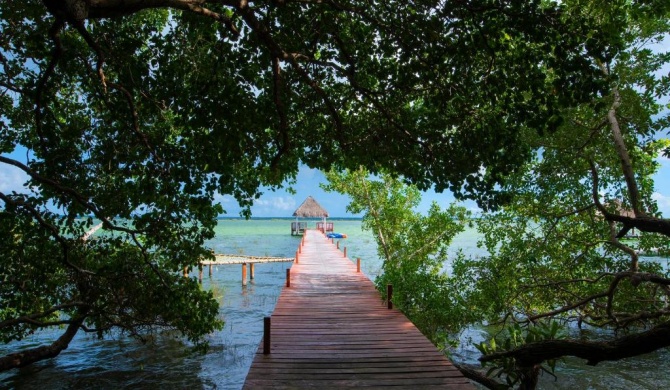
295,250,299,264
357,258,361,273
336,240,340,249
250,263,255,280
198,263,203,283
209,264,213,278
242,263,247,286
263,316,271,355
344,247,347,258
286,268,291,287
387,284,393,309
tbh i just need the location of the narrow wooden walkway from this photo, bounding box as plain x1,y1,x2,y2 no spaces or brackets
243,230,473,389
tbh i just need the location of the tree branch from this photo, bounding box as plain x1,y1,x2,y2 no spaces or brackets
480,321,670,367
0,310,89,371
453,363,507,390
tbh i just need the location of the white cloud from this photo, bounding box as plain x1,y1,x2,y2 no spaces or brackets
652,192,670,217
0,165,29,193
254,196,296,213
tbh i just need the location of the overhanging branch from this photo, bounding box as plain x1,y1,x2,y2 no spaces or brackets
480,321,670,367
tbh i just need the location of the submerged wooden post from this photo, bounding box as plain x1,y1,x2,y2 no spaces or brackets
263,316,271,355
357,258,361,273
387,284,393,309
242,263,248,286
198,263,203,283
286,268,291,287
250,263,255,280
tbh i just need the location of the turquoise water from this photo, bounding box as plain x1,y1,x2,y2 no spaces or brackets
0,218,668,389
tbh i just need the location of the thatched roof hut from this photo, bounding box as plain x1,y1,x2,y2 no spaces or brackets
293,196,329,218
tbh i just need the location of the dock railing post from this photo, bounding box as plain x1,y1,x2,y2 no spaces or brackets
336,240,340,249
263,316,271,355
357,258,361,273
387,284,393,309
286,268,291,287
295,250,299,264
344,247,347,258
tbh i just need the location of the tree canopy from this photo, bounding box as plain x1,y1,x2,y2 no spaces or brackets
1,0,668,379
323,1,670,388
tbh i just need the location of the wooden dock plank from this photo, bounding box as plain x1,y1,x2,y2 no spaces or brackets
242,229,473,389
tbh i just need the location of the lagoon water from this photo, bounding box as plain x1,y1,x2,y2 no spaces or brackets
1,218,668,389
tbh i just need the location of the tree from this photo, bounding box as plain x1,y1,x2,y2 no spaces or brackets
450,1,670,387
322,168,471,339
0,0,639,370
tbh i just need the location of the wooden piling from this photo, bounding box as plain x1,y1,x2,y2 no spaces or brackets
198,263,203,283
209,264,213,277
387,284,393,309
250,263,255,280
242,263,248,286
263,316,271,355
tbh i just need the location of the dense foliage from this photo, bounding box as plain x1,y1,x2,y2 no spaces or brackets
325,2,670,389
323,168,471,339
1,0,669,384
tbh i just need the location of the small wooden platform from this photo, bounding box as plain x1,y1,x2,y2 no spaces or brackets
243,230,473,389
202,254,294,265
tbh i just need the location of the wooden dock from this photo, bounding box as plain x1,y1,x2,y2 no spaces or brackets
243,229,473,389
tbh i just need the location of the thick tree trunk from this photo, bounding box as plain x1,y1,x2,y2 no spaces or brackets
0,313,87,371
480,321,670,368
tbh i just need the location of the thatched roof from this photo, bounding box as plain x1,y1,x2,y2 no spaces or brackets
607,200,635,218
293,196,329,218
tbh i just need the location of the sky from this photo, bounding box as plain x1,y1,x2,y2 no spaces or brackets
1,146,668,218
214,165,481,218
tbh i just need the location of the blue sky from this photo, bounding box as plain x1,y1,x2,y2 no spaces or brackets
1,148,669,218
214,166,481,218
219,159,670,218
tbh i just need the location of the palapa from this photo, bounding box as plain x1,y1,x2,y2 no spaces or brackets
292,196,329,218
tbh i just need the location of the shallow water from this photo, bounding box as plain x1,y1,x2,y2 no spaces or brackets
1,218,668,389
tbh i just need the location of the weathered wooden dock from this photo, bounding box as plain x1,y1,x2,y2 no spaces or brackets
243,229,473,389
